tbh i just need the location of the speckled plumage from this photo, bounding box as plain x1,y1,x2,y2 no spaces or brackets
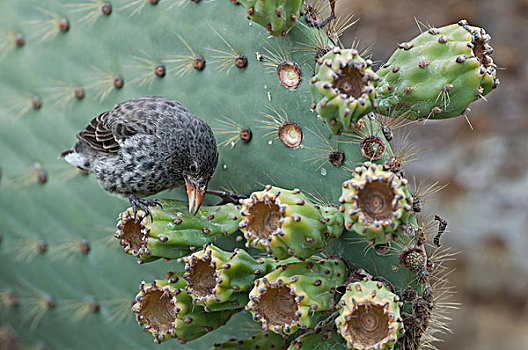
62,97,218,199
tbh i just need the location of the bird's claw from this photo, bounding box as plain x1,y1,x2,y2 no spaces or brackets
128,196,162,222
206,190,249,205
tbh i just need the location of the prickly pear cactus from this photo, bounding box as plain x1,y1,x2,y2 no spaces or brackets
335,280,403,349
239,186,344,259
376,20,498,120
0,0,497,349
310,48,379,134
238,0,303,37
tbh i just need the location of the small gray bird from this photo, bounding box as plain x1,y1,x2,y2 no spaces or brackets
61,96,218,219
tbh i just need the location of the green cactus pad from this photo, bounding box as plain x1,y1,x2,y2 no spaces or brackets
239,0,303,37
335,280,404,350
239,186,344,259
246,258,347,335
376,20,498,120
310,48,380,134
288,329,347,349
339,162,413,245
131,273,240,344
213,331,287,349
182,244,274,311
115,200,242,263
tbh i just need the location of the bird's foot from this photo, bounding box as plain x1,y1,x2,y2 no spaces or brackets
128,195,163,222
206,190,249,205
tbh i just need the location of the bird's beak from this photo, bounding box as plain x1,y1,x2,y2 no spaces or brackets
185,176,206,215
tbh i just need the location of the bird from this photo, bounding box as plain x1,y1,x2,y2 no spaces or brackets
60,96,218,220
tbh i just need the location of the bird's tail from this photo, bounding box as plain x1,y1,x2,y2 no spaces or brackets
59,149,73,158
59,142,91,172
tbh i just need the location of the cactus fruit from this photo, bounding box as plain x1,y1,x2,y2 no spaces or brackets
115,200,242,263
310,48,379,134
239,0,303,37
239,186,344,259
339,162,413,246
213,331,287,349
376,20,498,120
132,273,240,344
335,280,403,350
246,258,347,335
182,244,274,311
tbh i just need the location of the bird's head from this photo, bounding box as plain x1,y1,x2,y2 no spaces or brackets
183,125,218,215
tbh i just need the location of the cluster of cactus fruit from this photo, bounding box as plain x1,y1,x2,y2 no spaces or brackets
0,0,497,349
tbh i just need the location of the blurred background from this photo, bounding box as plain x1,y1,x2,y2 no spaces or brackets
339,0,528,348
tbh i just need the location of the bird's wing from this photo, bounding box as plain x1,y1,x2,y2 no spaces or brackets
76,97,175,153
77,111,137,153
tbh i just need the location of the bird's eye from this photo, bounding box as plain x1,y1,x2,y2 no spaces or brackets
190,163,197,173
